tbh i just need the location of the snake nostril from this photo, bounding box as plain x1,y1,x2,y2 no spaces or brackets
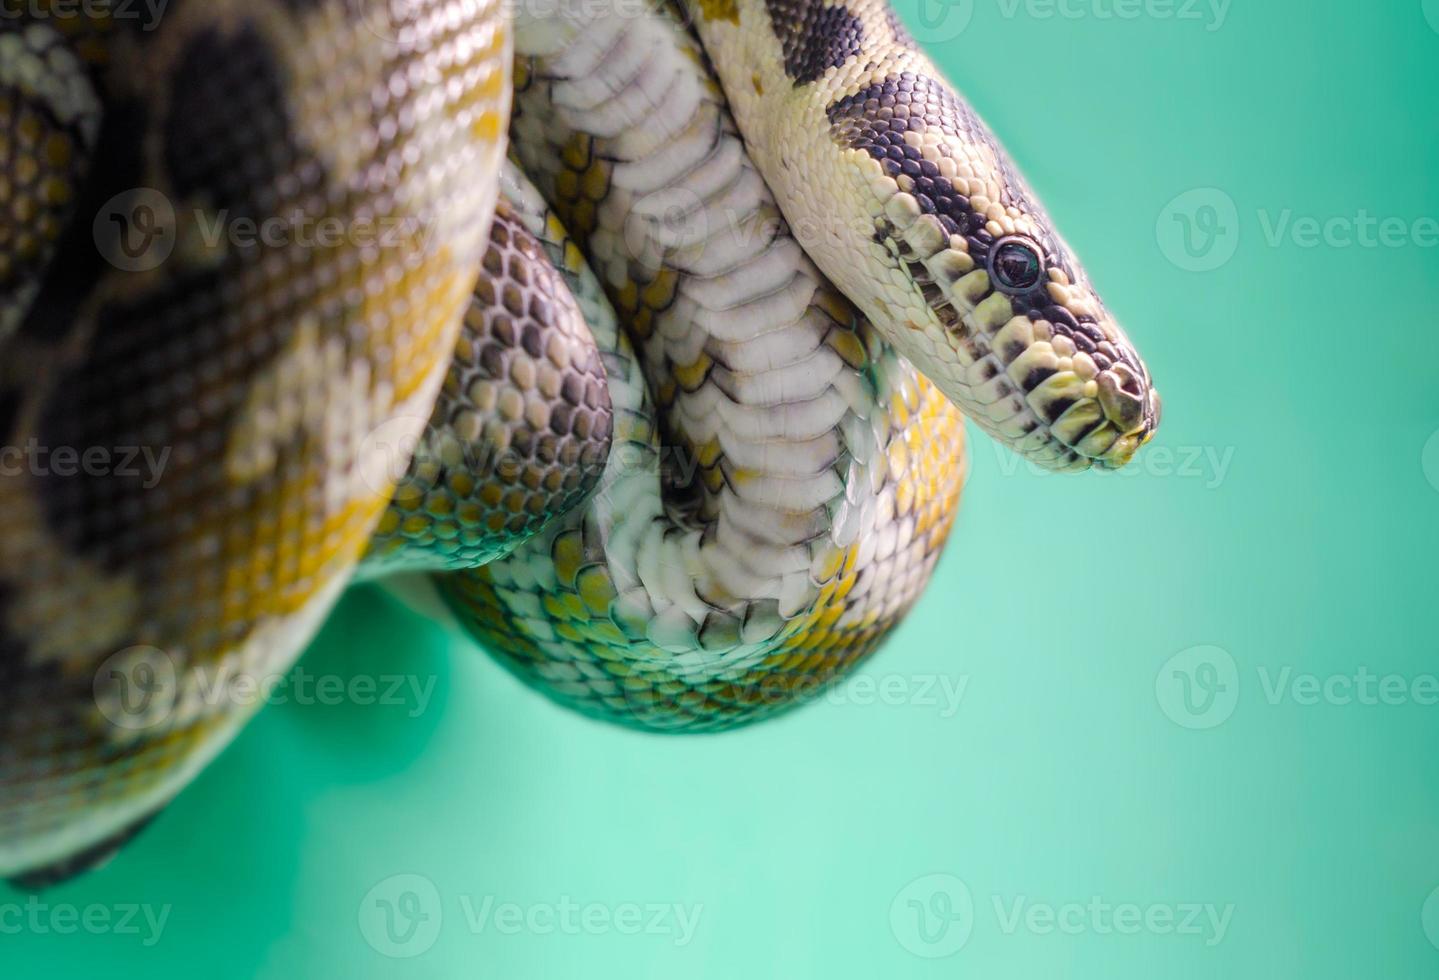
1112,363,1144,398
1096,369,1144,431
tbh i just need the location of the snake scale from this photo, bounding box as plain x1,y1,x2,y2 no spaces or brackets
0,0,1158,884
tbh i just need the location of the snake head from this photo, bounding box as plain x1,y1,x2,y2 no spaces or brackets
869,173,1161,473
827,72,1161,472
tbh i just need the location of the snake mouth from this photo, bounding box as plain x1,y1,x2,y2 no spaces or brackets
979,307,1161,471
974,309,1161,472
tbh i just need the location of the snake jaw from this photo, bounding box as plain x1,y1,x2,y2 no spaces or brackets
991,310,1161,472
1091,359,1161,469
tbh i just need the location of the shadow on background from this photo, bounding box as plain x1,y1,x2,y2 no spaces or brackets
275,582,454,784
1,583,460,976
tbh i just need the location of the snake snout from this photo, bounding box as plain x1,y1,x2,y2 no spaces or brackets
1092,362,1161,469
1000,316,1161,471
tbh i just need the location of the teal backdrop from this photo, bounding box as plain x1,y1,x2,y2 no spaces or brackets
6,0,1439,976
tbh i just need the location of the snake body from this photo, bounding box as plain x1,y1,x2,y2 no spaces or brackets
0,0,1157,882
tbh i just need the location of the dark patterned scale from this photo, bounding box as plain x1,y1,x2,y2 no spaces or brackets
827,73,1071,294
363,201,614,573
763,0,867,85
0,0,509,884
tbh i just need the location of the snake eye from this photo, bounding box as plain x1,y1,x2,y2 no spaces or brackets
989,237,1044,293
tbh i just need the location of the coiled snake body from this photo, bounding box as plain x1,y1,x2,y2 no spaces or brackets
0,0,1158,883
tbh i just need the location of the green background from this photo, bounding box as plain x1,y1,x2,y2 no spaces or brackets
6,0,1439,976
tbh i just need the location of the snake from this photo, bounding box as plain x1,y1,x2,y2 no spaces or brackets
0,0,1159,885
